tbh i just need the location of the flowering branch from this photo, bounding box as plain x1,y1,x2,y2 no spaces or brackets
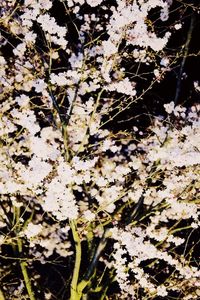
0,1,199,299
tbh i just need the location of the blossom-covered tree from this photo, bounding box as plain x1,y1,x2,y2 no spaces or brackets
0,1,199,299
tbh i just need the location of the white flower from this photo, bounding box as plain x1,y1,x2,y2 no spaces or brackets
15,95,29,107
157,285,168,297
106,77,136,96
19,156,52,187
50,73,68,86
13,43,26,57
50,51,59,59
160,57,170,67
167,235,185,246
39,0,52,10
43,179,78,221
164,101,175,114
30,136,60,160
154,69,160,78
96,177,107,187
174,23,182,30
102,40,118,57
194,81,200,93
10,109,40,135
160,6,169,21
57,161,75,183
101,139,112,151
24,31,37,43
86,0,103,7
24,223,43,239
83,210,95,221
33,79,47,93
0,56,6,65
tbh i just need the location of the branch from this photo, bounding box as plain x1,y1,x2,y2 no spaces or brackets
20,261,36,300
69,220,82,300
14,207,36,300
77,228,110,296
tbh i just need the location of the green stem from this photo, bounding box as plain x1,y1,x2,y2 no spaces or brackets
14,207,36,300
20,261,36,300
62,124,70,161
70,220,82,300
77,228,110,298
